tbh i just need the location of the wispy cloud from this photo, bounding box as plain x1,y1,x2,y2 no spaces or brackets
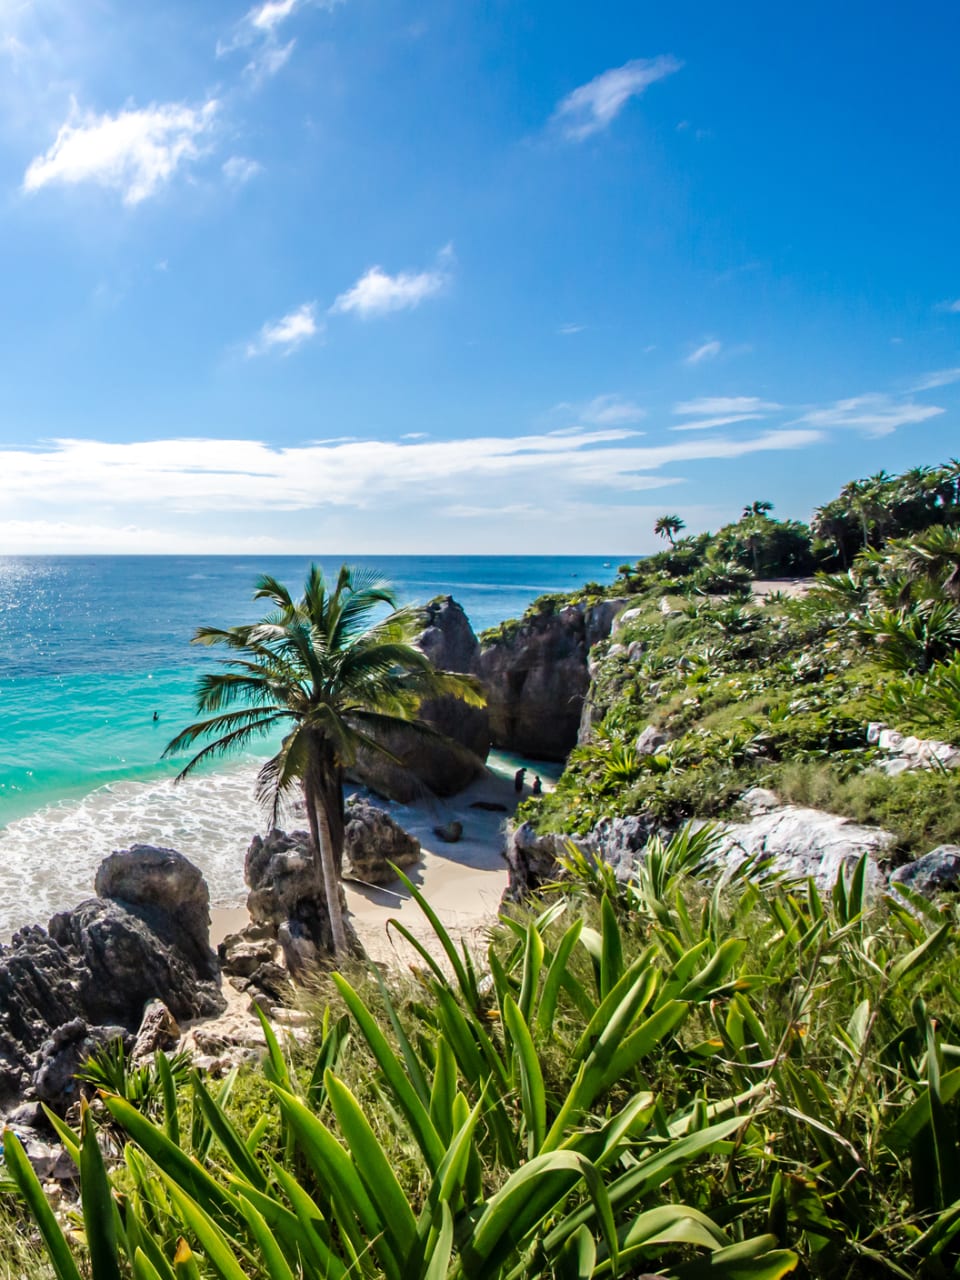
936,298,960,314
0,429,822,518
23,98,218,205
560,394,646,426
223,155,262,184
331,245,453,318
685,339,722,365
218,0,341,80
674,396,780,416
797,393,944,437
672,414,765,431
558,323,584,335
912,367,960,391
552,56,681,141
246,302,321,356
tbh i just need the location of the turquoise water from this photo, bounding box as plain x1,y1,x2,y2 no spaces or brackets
0,555,620,929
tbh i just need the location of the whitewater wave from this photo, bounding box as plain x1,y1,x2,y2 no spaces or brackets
0,761,286,937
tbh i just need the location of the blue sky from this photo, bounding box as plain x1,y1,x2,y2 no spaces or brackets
0,0,958,554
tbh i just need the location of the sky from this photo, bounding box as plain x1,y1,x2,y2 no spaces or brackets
0,0,958,555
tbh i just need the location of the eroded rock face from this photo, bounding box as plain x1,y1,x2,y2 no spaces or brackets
0,846,224,1109
245,828,347,955
343,798,421,884
350,597,490,802
481,598,628,760
890,846,960,899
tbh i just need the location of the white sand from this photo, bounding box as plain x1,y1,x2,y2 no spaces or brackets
211,765,530,965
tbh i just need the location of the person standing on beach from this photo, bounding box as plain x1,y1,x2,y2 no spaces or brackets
514,767,526,793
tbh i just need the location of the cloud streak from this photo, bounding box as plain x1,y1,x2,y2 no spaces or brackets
23,98,218,204
797,393,944,437
552,56,681,140
685,339,722,365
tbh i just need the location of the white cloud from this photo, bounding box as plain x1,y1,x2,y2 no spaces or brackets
798,393,944,438
559,323,584,335
575,395,646,426
674,396,780,416
912,368,960,391
552,56,681,141
936,299,960,313
671,414,765,431
246,302,321,356
685,340,722,365
0,428,822,518
331,246,453,318
23,98,218,205
218,0,341,79
223,154,262,183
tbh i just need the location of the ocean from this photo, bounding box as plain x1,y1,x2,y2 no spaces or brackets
0,555,621,932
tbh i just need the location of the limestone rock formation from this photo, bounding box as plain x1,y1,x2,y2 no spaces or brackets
350,596,489,801
889,846,960,899
245,828,352,955
0,845,224,1109
481,598,627,760
343,797,421,883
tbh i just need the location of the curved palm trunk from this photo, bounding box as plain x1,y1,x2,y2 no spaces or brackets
303,774,349,957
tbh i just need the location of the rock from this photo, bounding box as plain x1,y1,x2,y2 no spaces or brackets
245,828,356,955
866,721,886,744
480,598,629,760
470,800,508,812
278,920,321,978
876,757,912,777
342,798,421,884
14,1131,77,1182
34,1019,128,1108
48,895,224,1027
705,805,893,892
889,846,960,899
219,929,278,979
132,999,181,1062
245,962,294,1005
0,848,224,1109
740,787,780,814
612,607,643,635
94,845,215,976
586,814,658,880
635,725,667,756
878,729,904,752
503,823,581,901
433,820,463,844
350,597,489,800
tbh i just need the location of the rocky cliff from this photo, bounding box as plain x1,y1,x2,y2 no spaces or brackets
479,598,627,760
350,596,490,802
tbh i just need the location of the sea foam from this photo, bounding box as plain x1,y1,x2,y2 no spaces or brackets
0,762,278,937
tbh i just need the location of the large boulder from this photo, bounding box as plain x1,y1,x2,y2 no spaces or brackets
889,846,960,899
350,597,490,801
343,798,421,884
245,828,350,955
481,598,627,760
0,846,224,1109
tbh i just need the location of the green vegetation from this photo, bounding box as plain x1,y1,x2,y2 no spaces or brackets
519,459,960,856
164,565,484,954
9,834,960,1277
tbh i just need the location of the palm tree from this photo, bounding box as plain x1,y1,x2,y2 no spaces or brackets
901,525,960,601
164,565,485,956
741,500,773,519
654,513,686,547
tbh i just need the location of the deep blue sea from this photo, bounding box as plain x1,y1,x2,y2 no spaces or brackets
0,555,620,929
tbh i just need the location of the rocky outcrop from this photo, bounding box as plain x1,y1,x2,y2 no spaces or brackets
889,846,960,899
0,845,224,1109
351,597,490,801
343,797,421,884
480,598,628,760
867,723,960,776
245,801,420,954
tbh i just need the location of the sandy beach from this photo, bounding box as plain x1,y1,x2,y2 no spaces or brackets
210,763,529,967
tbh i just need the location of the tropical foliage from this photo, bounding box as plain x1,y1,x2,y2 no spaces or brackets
8,833,960,1277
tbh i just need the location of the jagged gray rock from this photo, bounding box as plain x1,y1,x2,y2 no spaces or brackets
481,598,628,760
0,846,224,1108
889,846,960,899
245,828,353,955
34,1018,127,1107
343,797,421,884
350,597,489,801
